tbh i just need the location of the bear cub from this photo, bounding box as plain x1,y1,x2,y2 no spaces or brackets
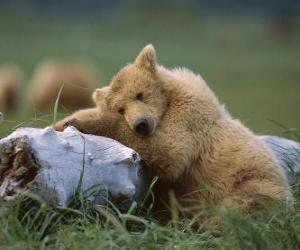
55,45,291,225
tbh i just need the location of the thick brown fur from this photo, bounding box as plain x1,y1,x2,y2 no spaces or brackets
28,60,100,112
54,45,292,225
0,64,24,113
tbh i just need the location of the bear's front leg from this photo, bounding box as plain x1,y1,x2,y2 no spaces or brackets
54,118,98,134
65,118,117,139
53,110,120,139
53,108,100,132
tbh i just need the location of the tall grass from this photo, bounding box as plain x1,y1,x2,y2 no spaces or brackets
0,179,299,250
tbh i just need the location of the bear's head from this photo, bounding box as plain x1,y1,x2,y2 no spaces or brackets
93,45,167,137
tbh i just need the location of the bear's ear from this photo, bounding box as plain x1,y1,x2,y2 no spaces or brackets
92,86,109,105
134,44,157,73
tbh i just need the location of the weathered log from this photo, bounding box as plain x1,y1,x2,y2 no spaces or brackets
260,135,300,183
0,126,145,208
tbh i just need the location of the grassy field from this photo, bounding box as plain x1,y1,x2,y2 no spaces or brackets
0,6,300,250
0,7,299,135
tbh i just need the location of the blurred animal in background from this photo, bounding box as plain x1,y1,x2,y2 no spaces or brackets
270,9,293,40
27,60,100,112
0,64,24,114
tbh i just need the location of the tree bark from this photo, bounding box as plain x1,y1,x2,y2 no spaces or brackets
0,126,144,208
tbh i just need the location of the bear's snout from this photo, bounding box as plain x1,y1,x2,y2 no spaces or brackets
133,117,154,136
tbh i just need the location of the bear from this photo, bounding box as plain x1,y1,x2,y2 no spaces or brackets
0,63,24,113
27,60,101,112
54,45,292,227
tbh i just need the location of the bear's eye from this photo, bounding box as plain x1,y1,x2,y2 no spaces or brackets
118,107,125,115
136,92,143,100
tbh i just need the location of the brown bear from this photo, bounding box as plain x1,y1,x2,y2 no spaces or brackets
54,45,291,226
28,60,100,112
0,64,24,113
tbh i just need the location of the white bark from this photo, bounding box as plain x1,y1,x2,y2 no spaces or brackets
261,135,300,183
0,126,144,207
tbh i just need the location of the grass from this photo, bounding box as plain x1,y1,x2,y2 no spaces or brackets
0,7,299,135
0,178,300,250
0,5,300,250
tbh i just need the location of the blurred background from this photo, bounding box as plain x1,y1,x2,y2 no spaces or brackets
0,0,299,137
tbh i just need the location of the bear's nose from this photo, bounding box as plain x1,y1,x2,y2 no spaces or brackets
134,118,153,136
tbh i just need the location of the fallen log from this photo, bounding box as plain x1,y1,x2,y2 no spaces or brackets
0,126,145,208
260,135,300,183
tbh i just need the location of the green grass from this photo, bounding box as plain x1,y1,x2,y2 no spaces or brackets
0,179,300,250
0,6,300,250
0,7,299,135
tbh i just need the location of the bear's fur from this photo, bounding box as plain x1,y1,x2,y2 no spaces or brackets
55,45,291,224
28,60,100,112
0,64,24,113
